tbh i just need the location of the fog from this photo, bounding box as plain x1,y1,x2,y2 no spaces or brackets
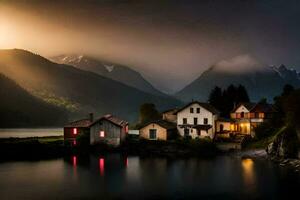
1,0,300,93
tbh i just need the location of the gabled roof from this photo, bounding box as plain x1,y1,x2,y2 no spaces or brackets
175,101,220,115
64,119,92,128
232,102,275,113
250,103,275,113
140,120,177,130
91,114,128,127
162,108,179,114
231,102,256,113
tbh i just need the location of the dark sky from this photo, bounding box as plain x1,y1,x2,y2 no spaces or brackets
1,0,300,93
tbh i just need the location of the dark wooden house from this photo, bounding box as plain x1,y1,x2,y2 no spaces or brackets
90,114,129,146
64,114,93,146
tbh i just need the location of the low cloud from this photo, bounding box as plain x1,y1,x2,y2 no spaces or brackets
213,54,267,73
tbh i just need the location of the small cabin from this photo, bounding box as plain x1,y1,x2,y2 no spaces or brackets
139,120,178,141
64,113,94,146
90,114,129,146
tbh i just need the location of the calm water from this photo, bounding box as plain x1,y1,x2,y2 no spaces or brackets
0,154,299,200
0,128,63,138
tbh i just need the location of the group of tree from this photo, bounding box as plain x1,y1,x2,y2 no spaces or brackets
254,84,299,158
135,103,162,128
208,84,250,117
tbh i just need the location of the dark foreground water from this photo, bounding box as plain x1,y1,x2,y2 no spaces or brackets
0,154,299,200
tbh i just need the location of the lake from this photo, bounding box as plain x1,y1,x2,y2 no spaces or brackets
0,128,63,138
0,154,299,200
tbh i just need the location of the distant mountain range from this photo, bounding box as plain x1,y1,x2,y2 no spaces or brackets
0,74,67,128
175,55,300,102
0,49,181,123
51,55,165,97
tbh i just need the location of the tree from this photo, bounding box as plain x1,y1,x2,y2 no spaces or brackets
208,84,250,117
138,103,161,124
208,86,222,111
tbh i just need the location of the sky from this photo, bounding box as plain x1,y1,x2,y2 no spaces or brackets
1,0,300,93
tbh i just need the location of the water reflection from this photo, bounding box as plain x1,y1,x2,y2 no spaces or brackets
241,158,256,190
1,155,298,199
99,158,105,176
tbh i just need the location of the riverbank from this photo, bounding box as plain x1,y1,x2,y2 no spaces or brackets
0,136,219,160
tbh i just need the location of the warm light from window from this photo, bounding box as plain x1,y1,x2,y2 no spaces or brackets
230,124,235,131
125,125,129,133
73,128,78,135
100,131,105,137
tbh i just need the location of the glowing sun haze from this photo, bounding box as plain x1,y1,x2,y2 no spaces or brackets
1,0,300,93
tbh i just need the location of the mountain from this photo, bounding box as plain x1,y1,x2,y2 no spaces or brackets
0,74,68,127
51,55,165,96
175,55,300,102
0,49,181,123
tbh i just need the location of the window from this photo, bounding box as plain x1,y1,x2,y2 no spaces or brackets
196,108,200,113
220,124,224,132
73,128,78,135
190,108,194,113
203,118,208,124
183,118,187,124
241,112,245,118
184,128,189,137
99,131,105,137
255,112,259,118
149,129,157,140
194,118,198,125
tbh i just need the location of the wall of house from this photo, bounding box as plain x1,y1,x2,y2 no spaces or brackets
139,123,167,141
177,103,216,139
235,105,250,113
162,111,177,123
90,119,122,146
216,121,231,132
64,127,89,140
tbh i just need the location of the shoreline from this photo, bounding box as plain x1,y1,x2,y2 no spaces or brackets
1,137,299,170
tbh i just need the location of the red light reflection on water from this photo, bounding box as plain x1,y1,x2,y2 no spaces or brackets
99,158,105,176
72,156,77,167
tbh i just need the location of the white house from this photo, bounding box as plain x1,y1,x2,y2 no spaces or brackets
175,101,220,139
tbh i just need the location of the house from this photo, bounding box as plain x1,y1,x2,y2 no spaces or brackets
230,102,275,136
139,120,177,141
64,113,94,146
90,114,129,146
162,108,178,123
175,101,220,139
64,113,128,147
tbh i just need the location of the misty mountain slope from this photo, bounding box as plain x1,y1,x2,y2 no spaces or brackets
175,55,300,102
51,55,166,97
0,49,181,122
0,74,68,127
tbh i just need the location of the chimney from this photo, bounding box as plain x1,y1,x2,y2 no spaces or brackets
89,113,94,122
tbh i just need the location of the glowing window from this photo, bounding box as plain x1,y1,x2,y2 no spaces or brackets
73,128,78,135
100,131,105,137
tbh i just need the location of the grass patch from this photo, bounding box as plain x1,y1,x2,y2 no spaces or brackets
244,126,287,149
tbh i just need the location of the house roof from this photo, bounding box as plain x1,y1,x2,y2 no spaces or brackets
64,119,92,128
231,102,256,113
250,103,275,113
140,120,177,130
91,114,128,127
175,101,220,115
232,102,275,113
162,108,179,114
